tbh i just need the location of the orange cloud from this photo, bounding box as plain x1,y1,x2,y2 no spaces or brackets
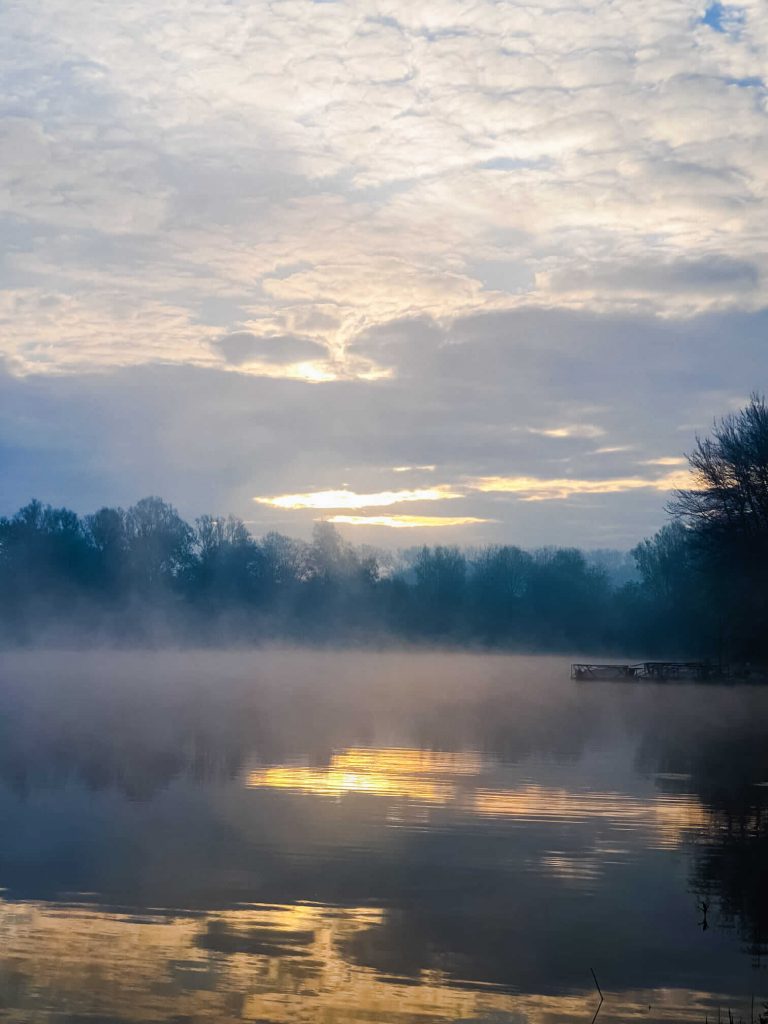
327,514,490,528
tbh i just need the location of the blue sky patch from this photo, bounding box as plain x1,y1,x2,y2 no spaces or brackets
703,3,727,31
701,3,746,35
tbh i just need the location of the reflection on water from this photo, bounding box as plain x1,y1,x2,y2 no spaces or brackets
0,649,766,1023
0,898,724,1024
246,747,484,803
247,747,710,849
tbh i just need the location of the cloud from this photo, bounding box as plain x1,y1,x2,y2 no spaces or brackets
214,332,327,366
472,471,694,502
326,515,490,528
2,0,768,377
255,486,461,510
547,257,760,300
640,456,688,467
528,425,605,440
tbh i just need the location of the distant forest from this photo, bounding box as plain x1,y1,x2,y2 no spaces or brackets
2,396,767,661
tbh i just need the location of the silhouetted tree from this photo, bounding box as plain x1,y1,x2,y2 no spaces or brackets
413,545,467,637
189,514,264,606
87,506,129,595
123,497,193,593
468,545,531,643
525,548,610,649
669,394,768,659
296,523,380,636
0,501,93,583
627,522,710,655
670,394,768,543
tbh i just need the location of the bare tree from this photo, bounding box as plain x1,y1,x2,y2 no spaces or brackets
669,394,768,545
668,394,768,659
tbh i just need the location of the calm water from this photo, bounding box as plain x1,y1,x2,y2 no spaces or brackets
0,650,766,1023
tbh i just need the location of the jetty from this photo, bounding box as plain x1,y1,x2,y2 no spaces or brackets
571,661,729,682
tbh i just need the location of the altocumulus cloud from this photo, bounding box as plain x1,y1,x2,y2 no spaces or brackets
1,0,768,376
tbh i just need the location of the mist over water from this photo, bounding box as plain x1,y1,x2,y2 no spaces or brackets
0,648,766,1023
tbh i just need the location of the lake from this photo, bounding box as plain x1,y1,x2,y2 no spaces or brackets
0,649,766,1023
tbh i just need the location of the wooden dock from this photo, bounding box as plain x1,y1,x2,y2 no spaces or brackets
571,661,728,682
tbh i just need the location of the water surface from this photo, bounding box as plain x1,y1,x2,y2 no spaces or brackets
0,649,766,1022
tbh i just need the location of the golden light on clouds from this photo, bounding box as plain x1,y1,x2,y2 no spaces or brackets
640,456,688,466
327,514,490,528
254,486,461,510
284,361,337,383
219,363,338,384
255,468,695,519
528,425,605,439
472,470,695,501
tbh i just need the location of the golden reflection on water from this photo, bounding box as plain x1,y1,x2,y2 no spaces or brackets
468,786,710,848
246,747,484,805
245,746,710,850
0,897,721,1024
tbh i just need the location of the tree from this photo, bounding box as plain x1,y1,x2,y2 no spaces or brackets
525,548,609,649
296,523,380,636
189,515,263,605
629,523,708,655
668,395,768,659
0,500,98,641
413,545,467,636
87,506,129,594
123,497,194,592
0,500,95,594
669,394,768,546
260,531,309,589
633,522,695,606
468,545,531,643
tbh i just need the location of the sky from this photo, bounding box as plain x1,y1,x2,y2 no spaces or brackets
1,0,766,548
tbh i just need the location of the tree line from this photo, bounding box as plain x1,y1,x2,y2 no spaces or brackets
1,396,767,660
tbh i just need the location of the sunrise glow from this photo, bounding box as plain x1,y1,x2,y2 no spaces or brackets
326,514,490,528
255,487,461,510
471,470,695,502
